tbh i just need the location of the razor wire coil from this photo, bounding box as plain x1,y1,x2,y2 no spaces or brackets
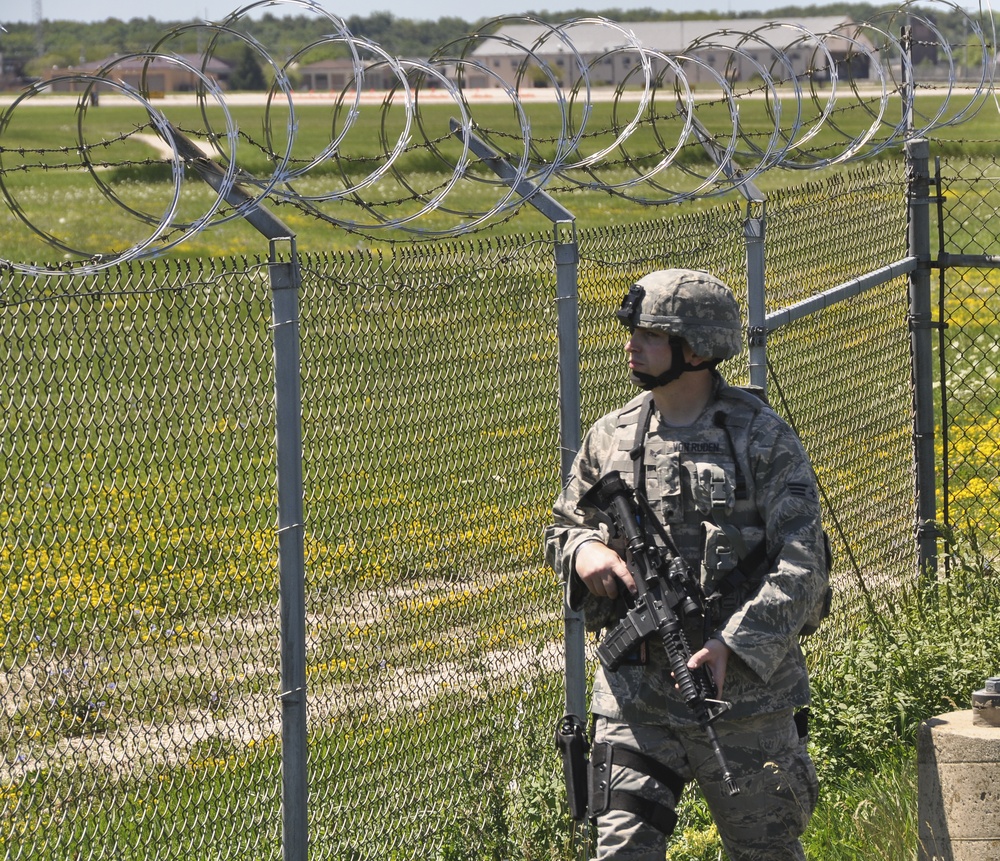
0,0,996,273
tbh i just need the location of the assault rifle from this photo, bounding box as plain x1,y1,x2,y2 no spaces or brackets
582,470,740,797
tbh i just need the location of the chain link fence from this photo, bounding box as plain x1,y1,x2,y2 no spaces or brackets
1,155,997,859
934,156,1000,560
296,241,563,856
2,262,284,858
763,161,916,620
574,159,916,628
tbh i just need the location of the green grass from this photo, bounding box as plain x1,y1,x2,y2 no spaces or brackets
3,669,570,860
935,256,1000,547
1,90,998,860
804,752,918,861
1,94,998,264
4,743,283,859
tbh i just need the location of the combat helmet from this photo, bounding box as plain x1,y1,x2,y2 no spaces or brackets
617,268,743,389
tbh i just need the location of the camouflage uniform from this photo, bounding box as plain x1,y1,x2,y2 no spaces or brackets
544,270,828,861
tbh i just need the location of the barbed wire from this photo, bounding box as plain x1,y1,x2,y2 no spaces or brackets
0,0,995,273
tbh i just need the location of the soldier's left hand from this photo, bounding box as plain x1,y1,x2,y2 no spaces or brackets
688,638,731,698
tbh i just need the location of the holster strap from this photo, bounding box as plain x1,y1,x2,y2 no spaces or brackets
607,790,678,838
589,742,687,837
612,746,686,799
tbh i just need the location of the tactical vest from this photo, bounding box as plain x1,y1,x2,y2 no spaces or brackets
603,385,774,627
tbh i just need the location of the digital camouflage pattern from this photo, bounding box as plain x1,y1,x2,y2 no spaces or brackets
544,372,828,858
544,377,829,726
594,711,818,861
616,269,743,360
545,267,827,858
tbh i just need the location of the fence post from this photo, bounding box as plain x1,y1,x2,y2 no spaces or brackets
906,137,939,576
271,239,310,861
166,121,311,859
744,200,768,391
555,227,586,721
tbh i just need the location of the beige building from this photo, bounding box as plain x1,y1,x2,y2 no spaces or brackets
42,54,232,94
295,58,445,92
296,58,363,92
464,17,875,89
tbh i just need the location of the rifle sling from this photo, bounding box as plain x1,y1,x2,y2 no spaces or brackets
629,394,685,561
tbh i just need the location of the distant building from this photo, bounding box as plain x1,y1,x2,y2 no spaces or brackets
296,59,358,92
41,54,232,94
464,17,874,89
295,58,448,92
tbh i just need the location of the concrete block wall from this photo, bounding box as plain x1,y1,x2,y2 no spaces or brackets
918,710,1000,861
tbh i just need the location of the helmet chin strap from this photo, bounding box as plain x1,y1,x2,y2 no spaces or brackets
631,337,719,390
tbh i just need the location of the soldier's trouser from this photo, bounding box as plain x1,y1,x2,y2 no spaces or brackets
591,709,818,861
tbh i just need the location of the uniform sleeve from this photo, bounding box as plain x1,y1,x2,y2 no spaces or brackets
543,416,615,585
714,413,829,682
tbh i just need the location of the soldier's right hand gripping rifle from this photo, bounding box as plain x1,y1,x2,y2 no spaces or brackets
582,470,741,798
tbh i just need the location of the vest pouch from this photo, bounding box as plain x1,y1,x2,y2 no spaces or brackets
700,520,747,596
652,448,683,524
688,461,735,516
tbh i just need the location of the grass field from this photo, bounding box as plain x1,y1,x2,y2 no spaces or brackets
1,92,998,264
1,86,999,860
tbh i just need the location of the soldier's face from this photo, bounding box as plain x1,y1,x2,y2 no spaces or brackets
625,327,673,380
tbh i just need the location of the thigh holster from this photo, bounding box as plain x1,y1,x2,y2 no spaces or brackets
588,741,687,837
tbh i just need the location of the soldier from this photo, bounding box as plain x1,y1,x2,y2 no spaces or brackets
545,269,830,860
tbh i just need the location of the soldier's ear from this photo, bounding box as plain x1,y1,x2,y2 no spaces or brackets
682,342,712,368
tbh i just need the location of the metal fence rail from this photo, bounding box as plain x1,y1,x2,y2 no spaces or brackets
2,157,998,859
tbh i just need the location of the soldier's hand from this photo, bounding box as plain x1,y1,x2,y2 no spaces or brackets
574,541,635,599
688,638,731,699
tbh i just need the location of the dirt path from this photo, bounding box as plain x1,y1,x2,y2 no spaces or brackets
132,132,218,160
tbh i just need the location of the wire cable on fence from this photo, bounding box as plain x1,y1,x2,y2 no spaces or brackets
0,0,996,272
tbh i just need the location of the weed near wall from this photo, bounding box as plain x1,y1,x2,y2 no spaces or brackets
808,534,1000,781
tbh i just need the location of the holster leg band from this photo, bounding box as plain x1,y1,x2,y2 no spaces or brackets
588,741,687,837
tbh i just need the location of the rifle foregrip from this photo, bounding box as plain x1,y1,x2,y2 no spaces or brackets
658,625,714,708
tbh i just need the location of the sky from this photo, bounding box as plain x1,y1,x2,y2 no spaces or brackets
0,0,870,26
2,0,988,26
